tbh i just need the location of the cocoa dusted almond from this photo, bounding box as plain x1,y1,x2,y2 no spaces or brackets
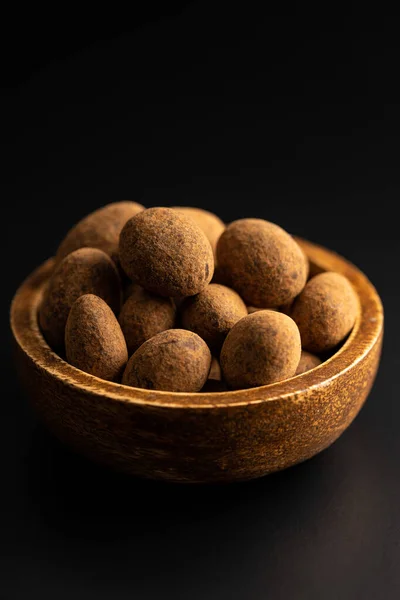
56,201,144,265
291,272,358,353
181,283,247,352
119,286,176,354
220,310,301,389
119,207,214,297
122,329,211,392
217,218,308,308
66,294,128,382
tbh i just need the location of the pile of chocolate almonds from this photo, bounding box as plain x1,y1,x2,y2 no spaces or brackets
39,202,358,392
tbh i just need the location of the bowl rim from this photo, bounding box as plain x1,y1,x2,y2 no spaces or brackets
10,238,384,409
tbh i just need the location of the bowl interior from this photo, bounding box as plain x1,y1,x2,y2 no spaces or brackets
10,237,383,408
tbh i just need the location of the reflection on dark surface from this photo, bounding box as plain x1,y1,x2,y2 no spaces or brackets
2,388,390,599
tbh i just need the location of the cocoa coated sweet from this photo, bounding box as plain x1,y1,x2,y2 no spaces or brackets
220,310,301,389
181,283,247,351
57,201,144,265
119,286,176,354
122,329,211,392
217,218,308,307
119,207,214,297
66,294,128,381
291,272,358,353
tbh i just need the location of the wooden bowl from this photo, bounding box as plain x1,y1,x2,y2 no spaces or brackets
10,239,383,483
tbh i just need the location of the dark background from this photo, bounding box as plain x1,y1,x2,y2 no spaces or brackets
1,3,399,599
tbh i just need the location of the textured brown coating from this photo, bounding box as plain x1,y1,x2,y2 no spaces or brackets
39,248,121,351
56,201,144,265
119,207,214,297
172,207,225,260
221,310,301,389
122,329,211,392
181,284,247,352
119,287,176,354
217,219,308,307
11,237,383,483
295,350,322,375
291,272,359,353
66,295,128,381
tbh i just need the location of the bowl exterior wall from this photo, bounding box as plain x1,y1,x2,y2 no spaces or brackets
13,331,382,483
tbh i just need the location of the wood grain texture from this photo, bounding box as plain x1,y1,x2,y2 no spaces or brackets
10,238,384,483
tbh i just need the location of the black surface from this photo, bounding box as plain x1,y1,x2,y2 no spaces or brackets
1,5,399,599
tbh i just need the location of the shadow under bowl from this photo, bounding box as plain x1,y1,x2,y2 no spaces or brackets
10,238,383,483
